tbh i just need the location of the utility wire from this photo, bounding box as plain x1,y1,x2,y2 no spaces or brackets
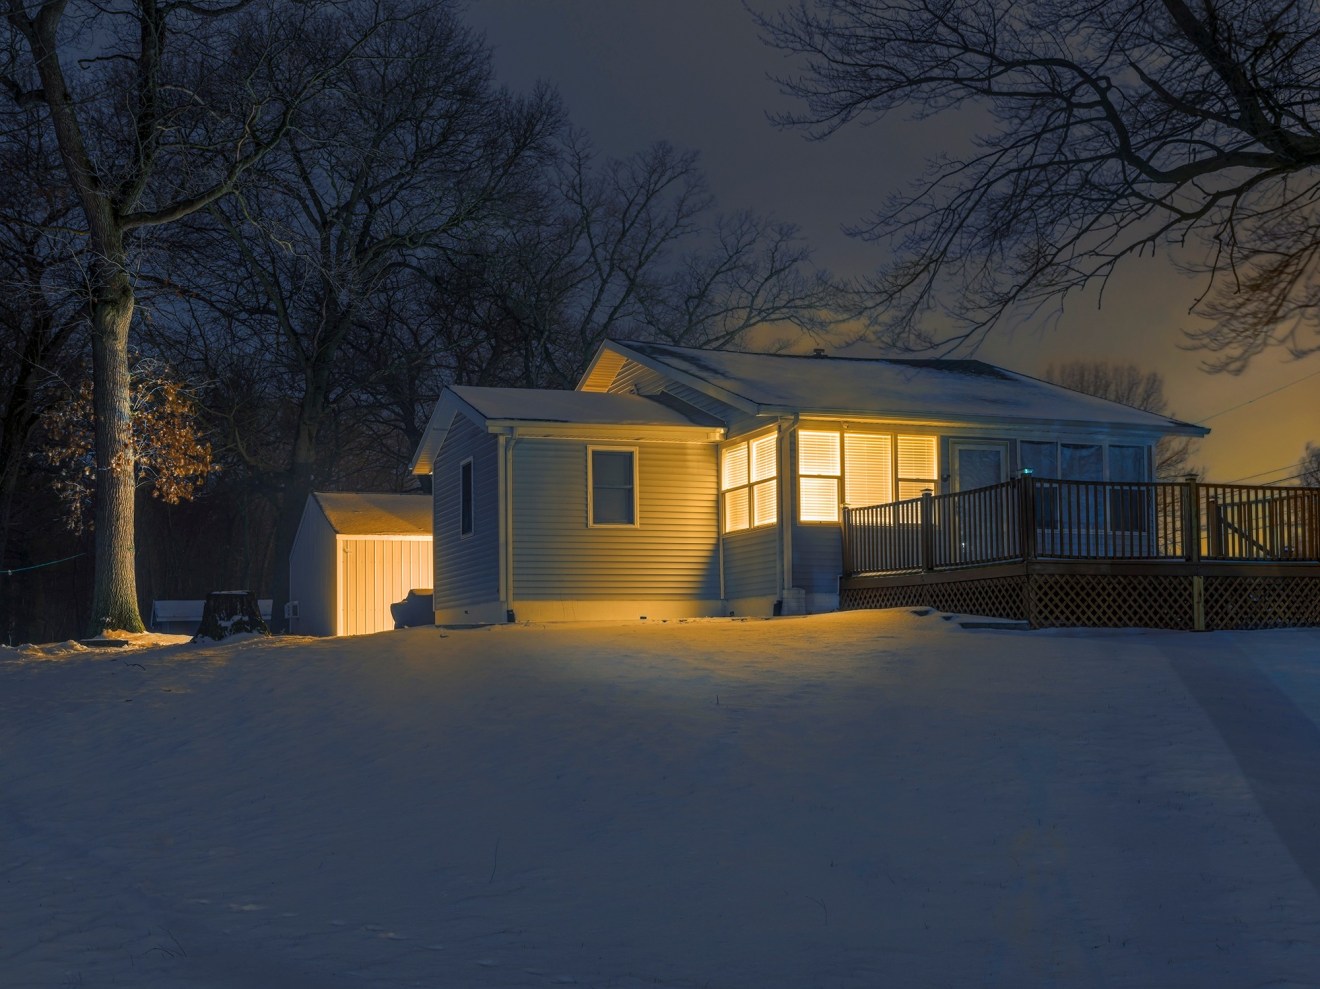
1229,462,1306,483
1,552,84,576
1193,366,1320,424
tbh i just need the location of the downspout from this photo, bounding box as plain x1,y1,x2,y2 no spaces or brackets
502,432,517,622
717,439,726,609
780,415,799,612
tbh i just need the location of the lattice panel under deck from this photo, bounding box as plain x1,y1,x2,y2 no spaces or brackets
1030,573,1192,629
841,577,1026,621
1204,576,1320,630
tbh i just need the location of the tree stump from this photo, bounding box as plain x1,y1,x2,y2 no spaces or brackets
192,590,271,642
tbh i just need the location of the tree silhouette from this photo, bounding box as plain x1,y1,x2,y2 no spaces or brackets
759,0,1320,370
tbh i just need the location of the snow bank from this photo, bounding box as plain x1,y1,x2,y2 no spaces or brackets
3,612,1319,987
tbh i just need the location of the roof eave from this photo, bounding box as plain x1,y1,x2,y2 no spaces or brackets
774,406,1210,436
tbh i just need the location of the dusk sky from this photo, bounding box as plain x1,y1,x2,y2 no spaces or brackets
465,0,1316,483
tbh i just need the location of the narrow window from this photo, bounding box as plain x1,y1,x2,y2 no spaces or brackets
843,432,893,508
798,430,841,522
1020,441,1060,527
590,448,637,526
1108,445,1150,533
459,458,474,537
895,435,938,501
721,432,778,533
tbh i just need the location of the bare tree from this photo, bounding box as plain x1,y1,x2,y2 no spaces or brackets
1,0,374,632
408,133,835,392
153,0,560,625
1045,361,1201,479
758,0,1320,369
1301,442,1320,487
0,112,83,591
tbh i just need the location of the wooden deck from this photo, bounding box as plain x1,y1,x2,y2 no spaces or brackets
840,477,1320,630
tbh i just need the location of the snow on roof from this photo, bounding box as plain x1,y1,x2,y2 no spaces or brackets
313,492,431,536
609,341,1207,434
451,385,723,427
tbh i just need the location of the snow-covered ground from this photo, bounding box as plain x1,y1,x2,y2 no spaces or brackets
3,610,1319,988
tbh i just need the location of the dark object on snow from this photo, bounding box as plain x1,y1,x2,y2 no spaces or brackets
192,590,271,642
390,588,434,629
78,637,129,649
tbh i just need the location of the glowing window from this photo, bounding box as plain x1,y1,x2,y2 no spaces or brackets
843,432,893,507
798,430,841,522
896,435,938,501
721,432,778,532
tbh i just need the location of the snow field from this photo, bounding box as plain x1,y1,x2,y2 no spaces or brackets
3,611,1319,987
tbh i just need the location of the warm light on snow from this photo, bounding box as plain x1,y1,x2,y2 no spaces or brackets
3,613,1319,986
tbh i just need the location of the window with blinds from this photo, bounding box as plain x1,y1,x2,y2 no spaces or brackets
896,435,938,501
798,429,939,521
721,432,778,532
843,432,893,507
798,430,841,522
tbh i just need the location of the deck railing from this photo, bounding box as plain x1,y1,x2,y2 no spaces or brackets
842,476,1320,575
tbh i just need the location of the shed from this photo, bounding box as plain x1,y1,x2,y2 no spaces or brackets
288,492,433,636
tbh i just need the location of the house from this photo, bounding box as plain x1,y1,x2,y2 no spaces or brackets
288,492,433,636
410,340,1207,624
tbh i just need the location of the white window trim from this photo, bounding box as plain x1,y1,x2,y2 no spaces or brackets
720,430,779,534
797,428,940,519
798,429,842,524
459,456,475,539
587,445,640,528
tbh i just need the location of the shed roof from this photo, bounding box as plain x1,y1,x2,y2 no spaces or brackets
313,492,431,536
591,341,1208,435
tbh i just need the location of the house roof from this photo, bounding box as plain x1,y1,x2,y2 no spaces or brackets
449,385,724,427
410,384,725,474
312,492,431,536
588,340,1208,436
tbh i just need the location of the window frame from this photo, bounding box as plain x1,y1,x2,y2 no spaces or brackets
797,429,842,523
796,428,939,522
459,457,474,538
720,431,779,534
587,445,639,528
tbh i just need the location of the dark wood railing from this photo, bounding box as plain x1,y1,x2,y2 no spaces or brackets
842,476,1320,576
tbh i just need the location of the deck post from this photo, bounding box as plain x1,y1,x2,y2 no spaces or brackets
841,506,853,576
1206,496,1222,558
1018,475,1037,561
1182,475,1201,564
920,490,934,572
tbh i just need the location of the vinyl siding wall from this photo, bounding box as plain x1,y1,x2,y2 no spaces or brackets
512,438,719,601
723,527,779,599
433,415,500,611
339,536,433,636
287,502,337,636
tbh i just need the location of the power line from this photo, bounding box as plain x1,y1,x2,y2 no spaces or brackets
1193,366,1320,424
1229,461,1305,484
1,552,84,576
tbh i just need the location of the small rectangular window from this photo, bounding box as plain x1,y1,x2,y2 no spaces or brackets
1061,444,1103,481
798,430,841,522
590,448,636,526
844,432,893,507
896,435,938,501
721,432,778,533
459,458,474,537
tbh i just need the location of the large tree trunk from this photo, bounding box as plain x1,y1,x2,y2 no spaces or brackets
87,271,144,633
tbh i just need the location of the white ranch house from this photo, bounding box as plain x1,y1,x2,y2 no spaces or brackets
409,340,1207,625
